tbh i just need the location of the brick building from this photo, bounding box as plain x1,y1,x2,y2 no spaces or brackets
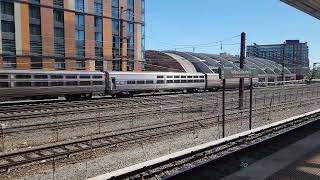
0,0,145,71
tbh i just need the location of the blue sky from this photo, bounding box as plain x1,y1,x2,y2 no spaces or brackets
145,0,320,66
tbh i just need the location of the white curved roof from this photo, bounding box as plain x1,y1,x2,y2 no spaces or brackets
164,53,198,73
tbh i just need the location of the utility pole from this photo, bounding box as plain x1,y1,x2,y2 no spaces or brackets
239,32,246,109
282,43,285,82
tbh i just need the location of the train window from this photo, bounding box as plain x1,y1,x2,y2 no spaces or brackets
193,76,199,78
181,80,187,83
200,79,205,83
194,80,200,83
16,75,31,79
116,81,125,85
174,80,181,83
157,80,164,84
15,82,32,87
157,76,164,79
66,75,77,79
34,75,48,79
51,82,64,86
80,81,91,86
174,76,180,78
0,82,9,88
188,80,193,83
127,81,136,84
93,81,103,85
200,76,205,78
0,75,8,79
34,82,49,87
137,80,145,84
93,75,103,79
66,81,78,86
167,76,173,78
146,80,154,84
181,76,186,78
187,76,192,78
51,75,64,79
80,75,91,79
167,80,174,84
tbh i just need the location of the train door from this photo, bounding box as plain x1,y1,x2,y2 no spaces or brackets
111,77,116,90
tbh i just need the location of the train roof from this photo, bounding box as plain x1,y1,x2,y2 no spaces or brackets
108,71,214,76
0,70,105,75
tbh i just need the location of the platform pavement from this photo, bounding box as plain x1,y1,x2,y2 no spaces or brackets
222,129,320,180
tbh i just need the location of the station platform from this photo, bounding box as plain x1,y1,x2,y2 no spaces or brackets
223,129,320,180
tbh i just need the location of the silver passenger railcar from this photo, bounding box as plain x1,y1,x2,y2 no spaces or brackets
0,70,106,100
106,72,207,97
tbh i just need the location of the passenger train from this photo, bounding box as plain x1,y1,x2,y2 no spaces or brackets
0,70,276,101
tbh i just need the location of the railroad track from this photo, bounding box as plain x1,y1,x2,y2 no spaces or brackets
1,97,319,173
0,95,218,122
3,95,320,136
1,87,317,122
0,84,317,115
91,110,320,180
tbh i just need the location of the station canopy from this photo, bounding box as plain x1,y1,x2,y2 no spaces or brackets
281,0,320,20
145,50,293,76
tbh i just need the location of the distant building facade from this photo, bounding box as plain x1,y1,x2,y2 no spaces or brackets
0,0,145,72
247,40,309,77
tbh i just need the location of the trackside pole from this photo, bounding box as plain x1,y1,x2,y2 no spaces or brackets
222,79,226,138
249,78,253,130
239,32,246,110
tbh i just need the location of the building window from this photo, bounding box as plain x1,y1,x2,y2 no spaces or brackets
76,30,85,41
30,41,42,55
95,32,103,43
2,39,15,55
2,57,16,69
112,0,119,18
94,0,103,15
54,10,64,23
54,0,64,8
76,14,85,58
76,43,85,57
1,21,15,33
112,20,119,35
112,36,120,58
31,57,43,69
55,59,65,70
29,6,41,19
54,42,65,56
95,60,104,71
76,14,85,28
1,1,14,16
76,61,85,70
75,0,84,12
29,24,41,35
127,0,134,21
95,16,103,29
54,27,64,38
29,0,40,4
